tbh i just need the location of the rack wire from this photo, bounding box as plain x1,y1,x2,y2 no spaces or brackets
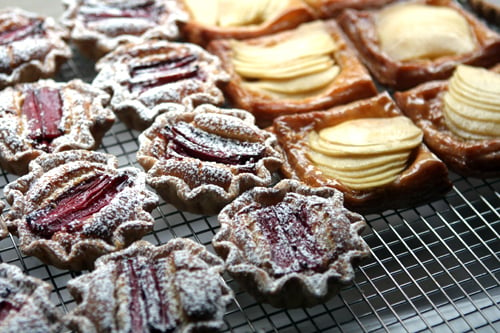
1,33,499,333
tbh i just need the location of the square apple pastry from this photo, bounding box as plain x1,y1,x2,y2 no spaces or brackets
272,92,452,214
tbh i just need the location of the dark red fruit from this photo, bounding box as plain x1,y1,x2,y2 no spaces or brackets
0,300,20,321
129,55,199,93
82,0,160,22
241,200,327,276
26,173,130,238
22,87,64,151
0,19,43,45
164,122,265,166
118,257,176,333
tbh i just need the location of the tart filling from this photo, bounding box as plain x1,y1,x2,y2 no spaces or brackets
376,3,476,61
442,65,500,140
62,0,187,59
0,263,64,332
93,40,229,130
137,104,283,215
213,180,370,308
0,79,115,175
3,150,158,270
307,116,423,190
0,8,71,88
232,21,340,100
65,239,233,333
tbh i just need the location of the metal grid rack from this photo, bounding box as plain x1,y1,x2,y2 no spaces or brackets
0,37,499,333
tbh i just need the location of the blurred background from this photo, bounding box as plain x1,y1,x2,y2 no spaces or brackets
0,0,63,18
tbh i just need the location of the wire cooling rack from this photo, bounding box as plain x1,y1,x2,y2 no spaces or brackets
1,29,499,333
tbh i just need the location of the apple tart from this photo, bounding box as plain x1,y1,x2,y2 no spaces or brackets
273,92,452,214
93,40,230,130
61,0,188,59
137,104,284,215
212,179,370,308
208,20,377,126
0,8,71,89
0,263,65,333
65,239,233,333
179,0,315,46
2,150,159,271
338,0,500,90
0,79,115,175
395,65,500,178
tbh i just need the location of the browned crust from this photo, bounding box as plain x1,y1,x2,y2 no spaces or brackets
179,0,315,47
305,0,397,18
207,19,377,127
272,92,452,214
394,65,500,178
337,0,500,90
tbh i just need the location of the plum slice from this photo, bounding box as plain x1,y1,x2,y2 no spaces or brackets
0,19,43,46
164,121,265,166
240,198,328,276
26,173,130,238
82,0,160,22
118,256,177,333
129,55,199,93
0,300,20,321
22,87,64,151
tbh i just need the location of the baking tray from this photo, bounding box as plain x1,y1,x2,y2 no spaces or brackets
1,9,499,333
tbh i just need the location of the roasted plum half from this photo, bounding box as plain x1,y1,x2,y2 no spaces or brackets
3,150,158,271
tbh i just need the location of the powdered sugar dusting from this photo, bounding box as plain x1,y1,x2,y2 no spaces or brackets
66,239,232,332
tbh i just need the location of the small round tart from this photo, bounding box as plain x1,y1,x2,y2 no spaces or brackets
338,0,500,90
394,64,500,178
3,150,159,271
93,40,230,130
273,92,452,214
179,0,315,47
212,179,370,308
0,79,115,175
65,239,233,333
303,0,396,18
0,8,72,89
208,19,377,127
0,263,64,333
61,0,188,59
137,104,284,215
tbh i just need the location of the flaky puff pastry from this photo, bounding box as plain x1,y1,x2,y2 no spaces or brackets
394,65,500,178
272,92,452,214
137,104,284,215
208,19,377,127
338,0,500,90
179,0,315,47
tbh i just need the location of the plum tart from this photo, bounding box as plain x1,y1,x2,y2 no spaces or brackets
394,65,500,178
179,0,315,47
212,179,370,308
3,150,159,271
338,0,500,90
93,40,230,130
61,0,188,59
65,239,233,333
0,8,71,89
0,263,64,333
0,79,115,175
208,20,377,127
137,104,284,215
273,92,452,214
303,0,396,18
